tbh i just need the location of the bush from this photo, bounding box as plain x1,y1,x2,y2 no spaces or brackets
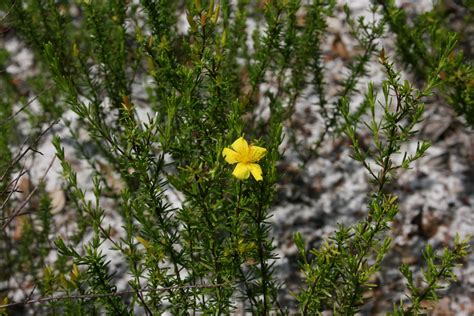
0,1,470,314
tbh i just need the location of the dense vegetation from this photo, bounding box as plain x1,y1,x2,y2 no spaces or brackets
0,0,472,314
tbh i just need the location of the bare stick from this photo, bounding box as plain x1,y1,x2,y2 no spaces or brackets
0,283,230,309
2,156,56,229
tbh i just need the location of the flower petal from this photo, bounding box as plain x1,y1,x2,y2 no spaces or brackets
231,137,249,156
249,163,263,181
222,148,240,164
249,145,267,162
232,163,251,180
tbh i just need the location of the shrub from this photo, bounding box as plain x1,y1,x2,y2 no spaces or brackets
0,1,470,314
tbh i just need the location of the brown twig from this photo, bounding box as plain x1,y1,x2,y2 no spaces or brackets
0,84,55,127
0,283,230,309
0,0,17,24
0,120,58,184
2,156,56,229
0,167,27,213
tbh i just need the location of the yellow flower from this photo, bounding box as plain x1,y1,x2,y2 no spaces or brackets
222,137,267,181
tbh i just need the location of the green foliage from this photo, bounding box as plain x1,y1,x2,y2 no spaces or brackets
0,1,470,315
294,44,469,314
378,0,474,126
391,235,470,315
